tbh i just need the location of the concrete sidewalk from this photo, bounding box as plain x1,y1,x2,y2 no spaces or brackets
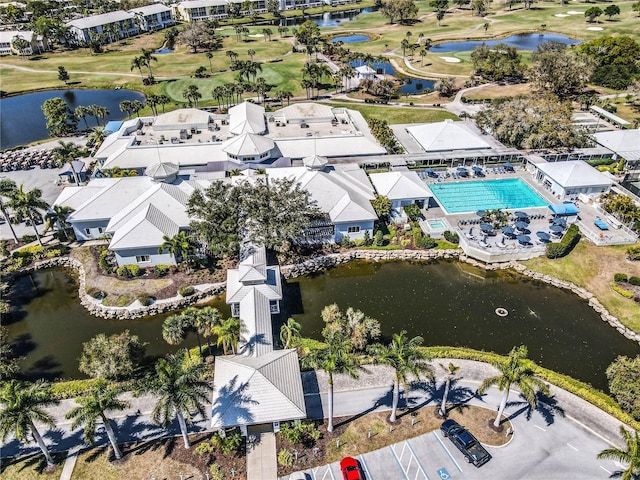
247,425,277,480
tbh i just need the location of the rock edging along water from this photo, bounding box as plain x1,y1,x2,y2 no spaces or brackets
278,249,640,346
11,251,639,345
12,257,225,320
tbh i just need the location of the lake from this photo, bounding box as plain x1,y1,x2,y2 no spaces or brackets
351,60,435,94
280,7,378,27
430,33,581,53
0,89,145,150
7,262,639,391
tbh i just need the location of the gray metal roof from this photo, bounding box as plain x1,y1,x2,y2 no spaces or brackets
67,10,134,29
211,349,306,428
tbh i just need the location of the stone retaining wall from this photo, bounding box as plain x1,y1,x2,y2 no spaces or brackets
12,250,640,345
13,257,225,320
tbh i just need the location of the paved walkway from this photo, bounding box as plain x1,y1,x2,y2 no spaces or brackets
59,448,80,480
247,425,277,480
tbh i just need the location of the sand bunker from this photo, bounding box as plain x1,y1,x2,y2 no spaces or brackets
248,34,264,37
567,10,584,14
439,56,461,63
554,13,569,17
587,26,603,31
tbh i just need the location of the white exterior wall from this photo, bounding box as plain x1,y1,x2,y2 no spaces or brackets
72,221,110,241
114,248,176,267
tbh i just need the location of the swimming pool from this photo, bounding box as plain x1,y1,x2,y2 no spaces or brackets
430,179,547,214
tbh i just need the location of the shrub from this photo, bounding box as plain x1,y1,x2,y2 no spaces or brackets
373,230,385,247
116,264,141,278
195,428,243,456
340,235,354,249
545,224,580,259
209,465,223,480
279,420,321,447
86,288,106,299
153,264,170,277
403,203,422,222
415,234,437,249
98,248,115,274
629,276,640,286
614,273,628,283
137,294,153,306
626,246,640,261
444,230,460,244
278,449,294,467
21,234,36,243
50,378,105,400
178,285,195,297
611,283,634,299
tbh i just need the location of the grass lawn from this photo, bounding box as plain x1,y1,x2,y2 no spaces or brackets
321,101,458,124
1,453,66,480
462,83,533,100
522,240,640,333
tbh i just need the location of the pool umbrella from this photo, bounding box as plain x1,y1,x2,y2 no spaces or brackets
476,209,487,217
504,162,514,170
501,225,515,235
480,223,493,232
536,231,551,241
517,234,531,244
515,221,529,231
425,167,435,174
550,225,564,234
472,166,483,172
457,166,467,172
514,211,529,219
551,217,567,226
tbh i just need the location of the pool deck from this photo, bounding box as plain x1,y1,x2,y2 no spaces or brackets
417,166,637,262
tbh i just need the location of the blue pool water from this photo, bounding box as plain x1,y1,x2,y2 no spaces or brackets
430,179,547,214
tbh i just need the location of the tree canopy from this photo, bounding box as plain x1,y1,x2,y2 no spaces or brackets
470,43,525,81
577,36,640,90
529,42,592,99
321,303,381,351
606,355,640,421
78,330,146,380
475,95,587,150
380,0,418,24
41,97,77,137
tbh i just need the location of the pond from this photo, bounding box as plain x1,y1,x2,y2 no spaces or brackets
331,34,370,44
9,262,639,390
277,260,640,391
5,268,229,381
351,60,435,94
430,33,581,53
0,89,146,150
280,7,377,27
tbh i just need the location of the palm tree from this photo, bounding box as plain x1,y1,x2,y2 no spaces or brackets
212,86,225,110
247,48,255,61
44,205,74,241
130,56,145,80
8,185,49,247
75,105,89,129
53,140,83,184
158,95,170,113
439,362,460,417
303,337,361,432
119,100,133,118
369,331,432,423
131,100,144,117
192,306,222,355
212,317,242,355
0,179,19,243
597,427,640,480
87,127,106,149
140,48,158,80
158,231,195,264
162,313,191,352
0,380,60,467
65,381,130,460
146,350,210,449
206,51,214,73
280,317,301,349
478,345,549,428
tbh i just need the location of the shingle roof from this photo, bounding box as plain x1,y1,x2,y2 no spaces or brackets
211,349,306,428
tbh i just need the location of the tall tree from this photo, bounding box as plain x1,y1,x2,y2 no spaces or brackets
162,313,193,352
597,427,640,480
57,66,70,86
584,6,603,23
8,185,49,246
65,381,130,460
0,179,19,243
74,105,89,129
439,362,460,417
369,331,432,422
158,231,196,264
577,36,640,90
478,345,549,428
530,42,592,99
604,4,620,20
321,303,381,351
145,351,210,448
380,0,418,24
0,380,59,467
79,331,146,380
130,56,145,80
41,97,77,137
303,336,362,432
0,326,19,379
53,140,83,184
140,48,158,80
192,306,221,355
44,205,74,241
280,317,301,349
606,355,640,421
213,317,242,355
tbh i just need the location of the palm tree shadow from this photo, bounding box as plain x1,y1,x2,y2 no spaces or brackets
211,375,259,427
333,386,394,429
408,378,478,414
504,392,564,425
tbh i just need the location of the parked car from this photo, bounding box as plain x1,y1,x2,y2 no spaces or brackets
441,419,492,467
340,456,364,480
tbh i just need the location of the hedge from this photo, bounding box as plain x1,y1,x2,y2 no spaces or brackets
612,282,635,298
629,276,640,286
178,285,195,297
50,378,105,399
545,224,580,259
614,273,628,283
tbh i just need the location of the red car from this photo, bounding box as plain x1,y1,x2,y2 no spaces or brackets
340,456,364,480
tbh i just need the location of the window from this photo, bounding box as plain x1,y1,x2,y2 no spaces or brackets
347,226,360,233
231,303,240,317
98,227,104,234
136,255,150,263
84,228,91,236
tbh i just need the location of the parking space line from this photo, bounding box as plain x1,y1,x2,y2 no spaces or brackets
358,454,373,480
433,431,463,473
600,465,612,475
406,439,430,480
312,465,335,480
566,442,579,452
389,444,410,480
534,425,546,432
